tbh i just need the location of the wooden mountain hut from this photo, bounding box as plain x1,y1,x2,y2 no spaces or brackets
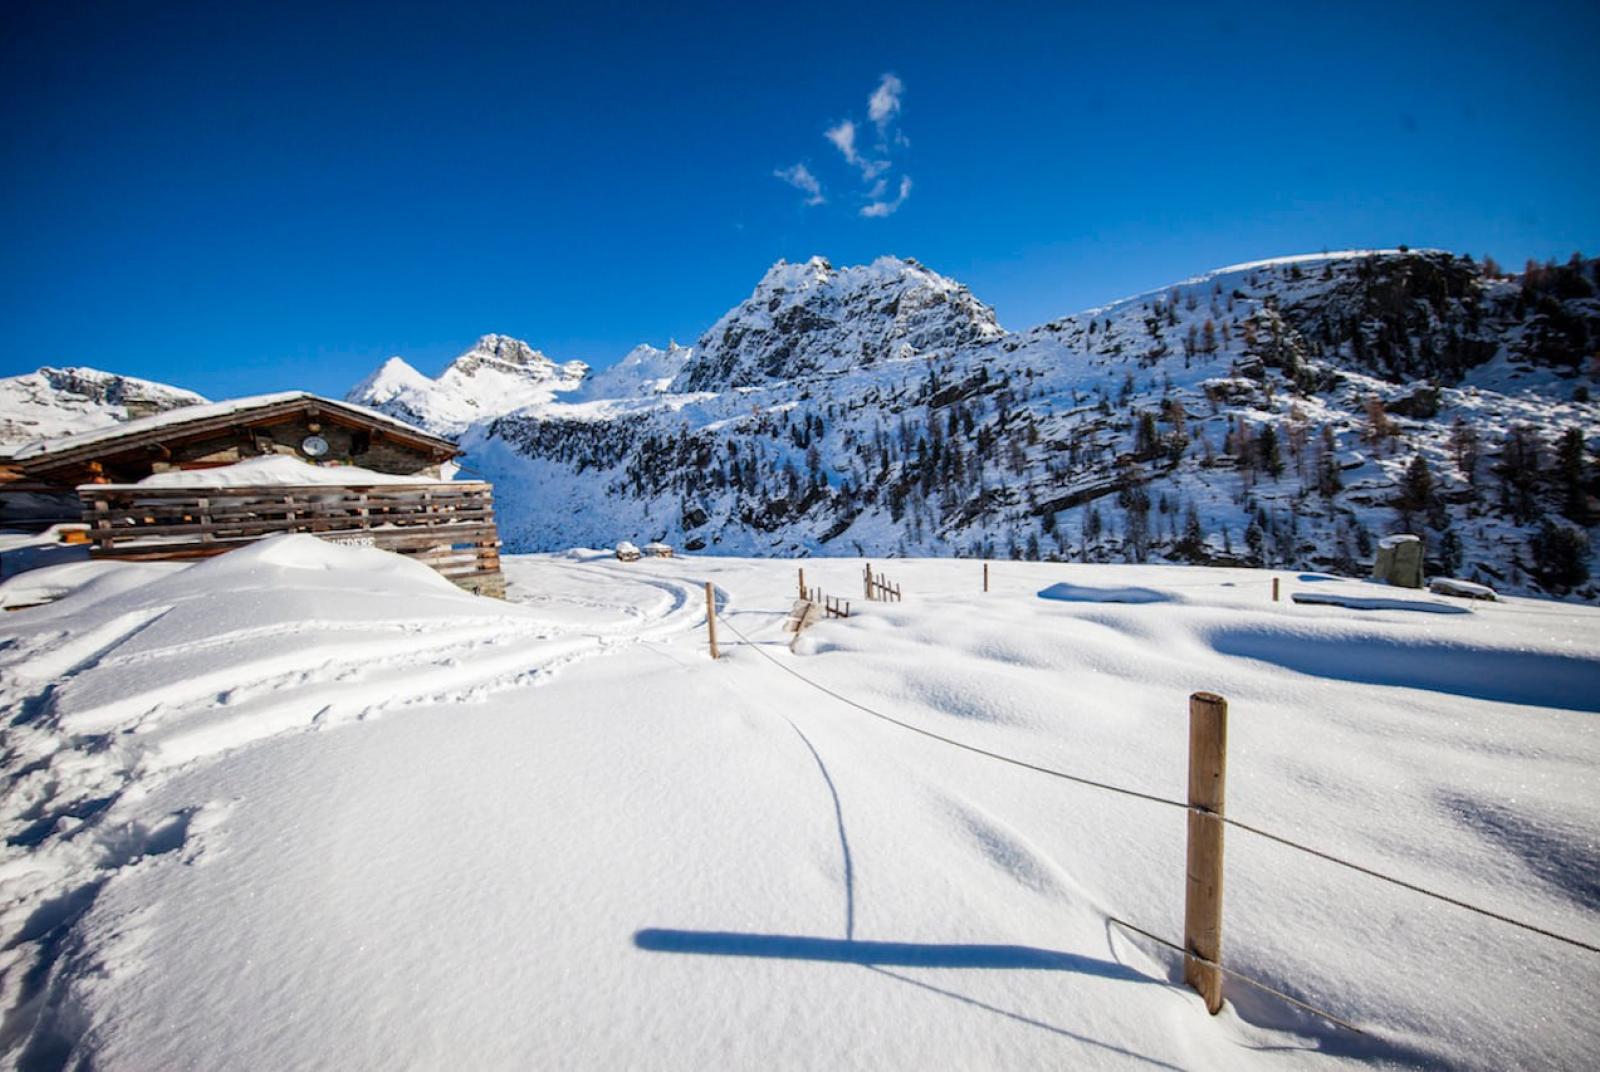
0,392,505,597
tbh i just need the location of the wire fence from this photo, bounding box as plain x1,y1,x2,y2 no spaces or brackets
715,612,1598,956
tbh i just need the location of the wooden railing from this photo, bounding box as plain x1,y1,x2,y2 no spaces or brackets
862,561,902,602
78,481,505,597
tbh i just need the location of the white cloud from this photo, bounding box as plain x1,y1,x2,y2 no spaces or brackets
826,118,888,179
773,163,825,206
868,73,903,131
777,76,910,215
860,175,912,218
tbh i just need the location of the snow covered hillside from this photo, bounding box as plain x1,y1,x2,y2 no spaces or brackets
348,334,588,436
0,368,206,454
2,549,1597,1068
441,250,1600,601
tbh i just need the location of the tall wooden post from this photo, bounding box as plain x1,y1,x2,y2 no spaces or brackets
1271,576,1280,602
705,582,719,660
798,567,806,599
1184,691,1228,1014
864,562,873,600
983,561,989,593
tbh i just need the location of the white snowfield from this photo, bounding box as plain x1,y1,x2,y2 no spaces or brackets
1,542,1598,1069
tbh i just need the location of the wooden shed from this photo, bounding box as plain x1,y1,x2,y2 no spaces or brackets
2,393,506,598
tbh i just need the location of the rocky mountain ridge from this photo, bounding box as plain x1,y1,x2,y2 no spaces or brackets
0,367,208,454
444,248,1599,599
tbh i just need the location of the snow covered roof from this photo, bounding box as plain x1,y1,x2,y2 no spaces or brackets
12,391,456,467
98,455,438,491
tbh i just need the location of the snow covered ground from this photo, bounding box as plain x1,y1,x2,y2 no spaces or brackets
2,543,1598,1069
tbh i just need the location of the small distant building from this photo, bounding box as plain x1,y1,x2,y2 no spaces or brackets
643,541,674,558
615,541,641,562
1,392,505,597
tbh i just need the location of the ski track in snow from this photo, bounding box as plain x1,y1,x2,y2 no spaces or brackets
0,539,709,1068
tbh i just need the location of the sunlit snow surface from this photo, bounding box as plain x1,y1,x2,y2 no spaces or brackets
1,541,1598,1069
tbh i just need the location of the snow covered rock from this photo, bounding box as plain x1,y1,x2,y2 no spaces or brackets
1429,577,1498,600
0,367,207,453
1373,534,1424,589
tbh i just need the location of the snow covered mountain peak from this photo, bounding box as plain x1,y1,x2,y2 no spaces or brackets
350,356,432,398
347,334,588,436
674,255,1005,391
444,334,585,382
578,341,693,400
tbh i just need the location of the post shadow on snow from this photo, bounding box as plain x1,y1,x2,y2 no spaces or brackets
633,928,1155,979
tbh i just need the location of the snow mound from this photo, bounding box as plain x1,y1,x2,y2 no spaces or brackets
1037,581,1174,605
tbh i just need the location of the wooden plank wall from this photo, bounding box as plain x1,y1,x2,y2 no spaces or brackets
78,481,505,597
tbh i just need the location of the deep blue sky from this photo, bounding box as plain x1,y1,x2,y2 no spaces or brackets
3,1,1596,400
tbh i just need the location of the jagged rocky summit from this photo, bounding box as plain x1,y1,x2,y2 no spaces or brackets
348,334,588,437
674,255,1006,392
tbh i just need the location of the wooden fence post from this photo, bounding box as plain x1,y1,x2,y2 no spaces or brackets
705,581,719,660
1272,576,1280,602
983,561,989,593
864,562,873,600
1184,691,1228,1015
798,567,806,599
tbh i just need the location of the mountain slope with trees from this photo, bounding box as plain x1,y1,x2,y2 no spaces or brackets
356,250,1599,599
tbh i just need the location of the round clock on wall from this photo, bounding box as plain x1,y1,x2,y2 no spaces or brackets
300,435,330,458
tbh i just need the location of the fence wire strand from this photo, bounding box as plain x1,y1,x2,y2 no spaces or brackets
713,610,1600,957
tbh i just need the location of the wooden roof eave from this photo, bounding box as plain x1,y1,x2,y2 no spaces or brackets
18,399,459,479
